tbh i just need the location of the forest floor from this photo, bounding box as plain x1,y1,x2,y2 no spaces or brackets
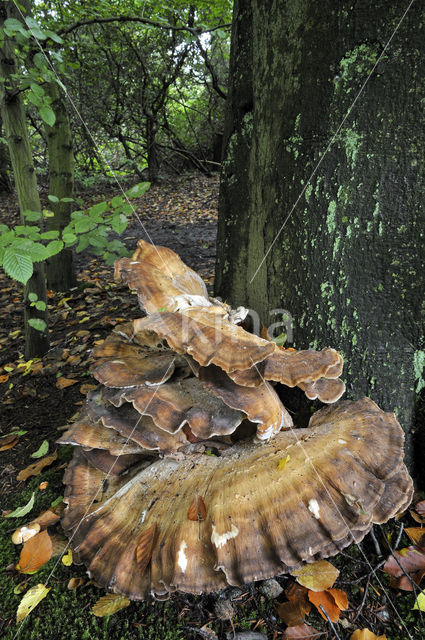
0,173,424,640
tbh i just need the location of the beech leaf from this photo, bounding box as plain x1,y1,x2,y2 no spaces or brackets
16,583,50,623
283,623,323,639
292,560,339,592
17,452,57,481
31,440,49,458
18,530,53,573
308,589,341,622
92,593,130,617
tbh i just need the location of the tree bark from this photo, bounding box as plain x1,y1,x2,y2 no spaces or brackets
216,0,425,474
45,82,76,291
0,116,11,193
146,115,159,183
0,5,49,358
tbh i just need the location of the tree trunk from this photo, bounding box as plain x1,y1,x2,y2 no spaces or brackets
0,3,49,358
216,0,425,474
0,116,11,193
45,82,76,291
146,115,159,183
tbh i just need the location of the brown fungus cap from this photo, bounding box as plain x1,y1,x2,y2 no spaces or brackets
62,398,412,599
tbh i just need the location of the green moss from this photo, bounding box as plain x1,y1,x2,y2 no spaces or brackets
326,200,337,233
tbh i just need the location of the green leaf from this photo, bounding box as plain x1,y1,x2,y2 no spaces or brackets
3,248,33,284
4,18,24,31
126,182,150,198
62,232,77,245
89,201,108,216
50,496,63,508
111,213,128,234
47,194,59,203
89,236,107,248
31,440,49,458
40,230,59,240
111,195,124,208
39,106,55,127
44,29,63,44
60,197,74,203
44,240,63,258
30,83,45,97
28,292,38,302
35,300,46,311
27,318,47,332
4,492,35,518
74,217,93,233
22,210,42,222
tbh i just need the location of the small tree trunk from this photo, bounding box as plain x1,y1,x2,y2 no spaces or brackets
0,117,11,192
45,82,76,291
0,4,49,358
146,116,159,183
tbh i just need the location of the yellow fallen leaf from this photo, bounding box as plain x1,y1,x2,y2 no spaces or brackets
17,452,57,481
16,584,50,623
62,549,73,566
277,455,290,471
92,593,130,617
56,377,78,389
413,589,425,612
350,630,387,640
292,560,339,592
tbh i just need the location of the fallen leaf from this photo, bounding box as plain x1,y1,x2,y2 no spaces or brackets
92,593,130,617
383,546,425,578
136,523,158,573
56,377,78,389
31,440,49,458
30,509,60,530
39,481,48,490
277,455,291,471
292,560,339,592
283,623,323,639
4,493,35,518
276,601,306,627
17,452,58,481
405,527,425,548
327,587,349,611
350,630,387,640
50,533,68,556
308,589,341,622
79,383,97,395
62,549,73,566
16,583,50,623
12,523,41,544
13,579,30,595
285,581,311,615
0,435,18,451
17,530,53,573
67,577,86,590
413,589,425,612
0,373,10,383
188,495,207,521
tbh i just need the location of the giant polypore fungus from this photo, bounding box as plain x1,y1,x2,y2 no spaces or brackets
60,239,413,599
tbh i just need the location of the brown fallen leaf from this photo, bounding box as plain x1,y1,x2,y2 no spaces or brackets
79,383,97,395
308,589,341,622
383,546,425,578
17,530,53,573
92,593,130,617
0,434,18,451
327,587,349,611
67,576,86,590
136,523,158,574
292,560,339,592
283,623,323,639
276,601,306,627
285,581,312,615
187,495,207,521
17,452,58,481
29,509,60,530
56,377,78,389
350,630,387,640
39,481,48,490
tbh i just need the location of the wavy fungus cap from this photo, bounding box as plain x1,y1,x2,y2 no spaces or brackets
60,240,413,600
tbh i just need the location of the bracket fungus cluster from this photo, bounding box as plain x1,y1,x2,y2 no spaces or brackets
60,239,413,600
